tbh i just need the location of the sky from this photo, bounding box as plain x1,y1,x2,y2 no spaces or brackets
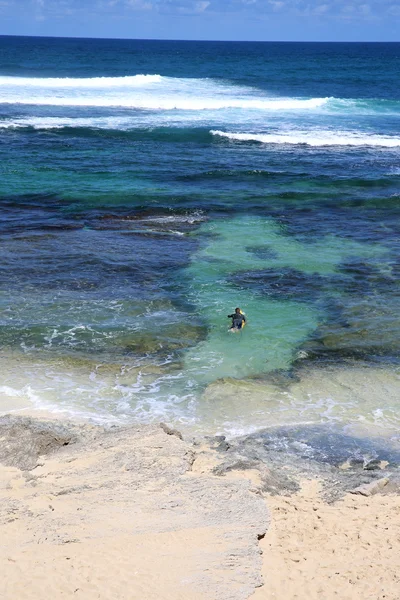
0,0,399,41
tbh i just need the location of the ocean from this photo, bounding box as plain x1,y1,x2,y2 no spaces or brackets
0,36,399,455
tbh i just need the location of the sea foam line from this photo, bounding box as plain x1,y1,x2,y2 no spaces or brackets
0,96,329,111
0,74,163,87
0,116,136,129
211,130,400,148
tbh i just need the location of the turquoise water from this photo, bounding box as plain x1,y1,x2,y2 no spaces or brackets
0,37,399,441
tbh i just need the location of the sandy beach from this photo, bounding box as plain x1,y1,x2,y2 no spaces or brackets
254,481,400,600
1,414,399,600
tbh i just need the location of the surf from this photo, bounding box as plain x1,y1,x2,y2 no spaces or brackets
211,129,400,148
0,74,163,87
0,73,330,111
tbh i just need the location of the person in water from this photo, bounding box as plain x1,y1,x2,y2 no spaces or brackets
228,307,246,331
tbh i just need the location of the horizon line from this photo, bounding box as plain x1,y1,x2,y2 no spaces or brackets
0,34,399,43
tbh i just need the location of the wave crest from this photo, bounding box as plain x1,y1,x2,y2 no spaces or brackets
0,74,163,87
210,130,400,148
0,96,329,111
0,73,329,111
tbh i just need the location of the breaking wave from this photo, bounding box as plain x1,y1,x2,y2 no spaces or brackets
0,74,163,87
210,129,400,148
0,73,329,111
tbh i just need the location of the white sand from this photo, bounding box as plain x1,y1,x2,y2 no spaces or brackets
254,480,400,600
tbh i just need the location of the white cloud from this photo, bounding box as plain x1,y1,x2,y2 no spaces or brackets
125,0,153,9
268,0,284,11
5,0,399,21
313,3,329,15
387,3,400,15
359,3,371,14
163,0,211,14
195,0,209,12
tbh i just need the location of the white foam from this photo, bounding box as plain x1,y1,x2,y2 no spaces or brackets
0,74,163,87
211,129,400,148
0,116,145,130
0,95,329,111
0,73,328,111
141,213,206,224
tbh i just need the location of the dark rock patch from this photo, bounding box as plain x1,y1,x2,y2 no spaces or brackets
120,323,207,356
160,423,183,440
212,424,400,502
0,416,77,471
244,424,400,468
245,246,279,260
297,295,400,365
230,267,323,302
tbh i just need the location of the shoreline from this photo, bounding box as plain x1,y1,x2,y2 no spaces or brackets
1,348,399,441
2,37,400,600
1,414,400,599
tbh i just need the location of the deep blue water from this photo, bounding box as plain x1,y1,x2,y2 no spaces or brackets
0,36,399,438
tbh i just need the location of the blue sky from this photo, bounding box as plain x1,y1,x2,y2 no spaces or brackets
0,0,399,41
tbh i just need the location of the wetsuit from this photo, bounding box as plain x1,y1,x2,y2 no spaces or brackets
228,312,246,330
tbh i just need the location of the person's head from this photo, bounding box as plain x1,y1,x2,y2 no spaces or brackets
235,307,241,313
